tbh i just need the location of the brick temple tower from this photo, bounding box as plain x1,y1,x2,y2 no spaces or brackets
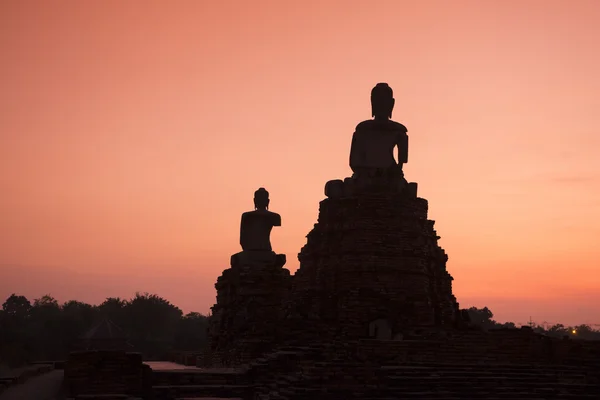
285,83,460,341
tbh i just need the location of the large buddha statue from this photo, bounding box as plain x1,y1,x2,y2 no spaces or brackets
325,83,415,198
349,83,409,178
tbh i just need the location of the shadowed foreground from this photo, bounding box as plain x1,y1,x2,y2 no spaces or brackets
0,370,63,400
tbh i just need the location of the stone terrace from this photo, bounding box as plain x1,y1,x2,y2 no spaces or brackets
146,362,249,400
247,336,600,400
137,332,600,399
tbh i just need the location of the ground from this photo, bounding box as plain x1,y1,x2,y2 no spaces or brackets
0,370,64,400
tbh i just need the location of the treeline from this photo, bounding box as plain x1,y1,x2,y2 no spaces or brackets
466,306,600,340
1,293,599,369
0,293,208,368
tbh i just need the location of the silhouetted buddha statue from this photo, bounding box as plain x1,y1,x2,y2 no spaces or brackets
232,188,285,268
349,83,409,179
324,83,418,198
240,188,281,252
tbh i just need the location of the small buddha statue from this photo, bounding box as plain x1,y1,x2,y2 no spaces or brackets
349,83,409,178
239,188,281,252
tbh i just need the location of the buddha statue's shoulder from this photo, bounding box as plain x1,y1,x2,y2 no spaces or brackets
241,210,254,218
242,209,281,223
355,119,407,133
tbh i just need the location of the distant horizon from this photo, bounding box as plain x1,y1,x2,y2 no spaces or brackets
2,1,599,327
2,263,599,329
3,284,600,332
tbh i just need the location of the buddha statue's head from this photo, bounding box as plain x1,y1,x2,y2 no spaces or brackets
371,83,395,120
254,188,270,210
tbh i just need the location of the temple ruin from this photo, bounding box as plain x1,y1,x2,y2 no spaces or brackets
64,83,600,400
206,83,463,366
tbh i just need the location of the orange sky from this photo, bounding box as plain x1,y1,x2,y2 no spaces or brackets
1,0,599,327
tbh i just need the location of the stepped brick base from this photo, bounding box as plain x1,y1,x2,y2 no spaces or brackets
146,332,600,400
286,187,459,341
206,252,291,367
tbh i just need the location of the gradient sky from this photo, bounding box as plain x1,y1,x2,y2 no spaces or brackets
1,0,599,327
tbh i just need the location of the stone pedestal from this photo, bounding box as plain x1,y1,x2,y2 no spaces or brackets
286,180,459,341
207,251,291,366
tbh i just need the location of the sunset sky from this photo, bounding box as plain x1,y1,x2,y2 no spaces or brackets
1,1,599,327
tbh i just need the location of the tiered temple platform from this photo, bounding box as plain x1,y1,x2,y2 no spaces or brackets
285,183,458,342
140,331,600,399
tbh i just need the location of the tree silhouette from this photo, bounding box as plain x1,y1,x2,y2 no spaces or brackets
174,312,209,351
2,294,32,319
122,292,184,359
60,300,97,352
1,296,598,369
466,307,495,329
29,295,63,360
1,294,33,366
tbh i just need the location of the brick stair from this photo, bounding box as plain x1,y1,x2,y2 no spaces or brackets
156,337,600,400
176,398,244,400
151,370,247,387
270,361,600,400
149,342,319,400
248,338,600,400
151,384,250,400
150,365,250,400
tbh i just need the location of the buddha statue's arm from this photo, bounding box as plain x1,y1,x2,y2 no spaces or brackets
397,132,408,164
272,212,281,227
239,213,247,249
349,130,361,172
